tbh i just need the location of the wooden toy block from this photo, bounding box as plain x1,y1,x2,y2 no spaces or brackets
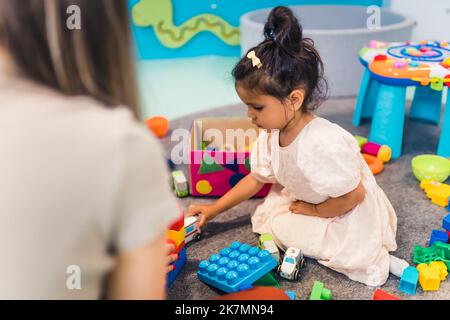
417,263,441,291
429,261,448,281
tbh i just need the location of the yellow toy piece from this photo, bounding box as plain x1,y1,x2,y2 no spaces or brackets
420,180,450,207
417,263,441,291
167,227,185,248
429,261,448,281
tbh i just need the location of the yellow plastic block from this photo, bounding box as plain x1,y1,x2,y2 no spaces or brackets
167,227,185,248
420,181,450,207
429,261,448,281
417,263,441,291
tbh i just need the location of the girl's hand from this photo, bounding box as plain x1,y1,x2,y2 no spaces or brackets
186,203,219,228
165,242,178,273
289,200,317,217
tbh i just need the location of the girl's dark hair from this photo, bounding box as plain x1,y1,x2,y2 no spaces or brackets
232,6,327,112
0,0,140,118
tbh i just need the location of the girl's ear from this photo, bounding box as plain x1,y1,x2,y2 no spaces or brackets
289,89,305,112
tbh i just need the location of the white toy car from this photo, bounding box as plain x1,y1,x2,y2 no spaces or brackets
257,233,280,264
277,247,305,281
184,215,201,244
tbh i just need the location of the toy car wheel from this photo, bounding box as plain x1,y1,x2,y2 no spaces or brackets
194,233,202,241
299,258,305,270
293,269,299,281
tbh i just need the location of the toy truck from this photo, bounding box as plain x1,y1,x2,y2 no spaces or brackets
184,215,201,244
171,170,189,198
277,247,305,281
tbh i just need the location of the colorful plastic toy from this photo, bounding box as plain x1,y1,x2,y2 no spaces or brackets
253,271,280,288
398,266,419,295
171,170,189,198
277,247,305,281
412,155,450,183
257,234,280,264
413,242,450,269
443,214,450,231
429,261,448,281
429,230,449,246
167,210,187,287
354,135,368,149
361,141,392,163
355,41,450,159
284,291,296,300
145,115,169,138
420,180,450,207
362,153,384,175
417,263,441,291
184,215,201,244
167,247,187,286
309,281,332,300
197,241,277,293
372,289,401,300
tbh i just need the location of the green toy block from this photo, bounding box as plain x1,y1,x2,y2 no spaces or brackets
253,271,280,288
413,242,450,269
309,281,332,300
198,154,224,175
354,135,368,150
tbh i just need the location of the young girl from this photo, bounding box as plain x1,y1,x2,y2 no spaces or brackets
188,6,406,286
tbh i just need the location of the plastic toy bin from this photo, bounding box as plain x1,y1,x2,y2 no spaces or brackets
189,117,271,197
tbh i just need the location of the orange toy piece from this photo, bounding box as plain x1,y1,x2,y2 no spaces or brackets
145,115,169,138
363,153,384,175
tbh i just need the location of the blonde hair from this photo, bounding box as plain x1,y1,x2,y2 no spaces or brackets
0,0,140,118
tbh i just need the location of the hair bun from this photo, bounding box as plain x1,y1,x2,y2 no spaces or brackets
263,6,303,54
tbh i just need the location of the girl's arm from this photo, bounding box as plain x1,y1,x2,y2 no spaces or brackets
290,182,366,219
187,174,265,227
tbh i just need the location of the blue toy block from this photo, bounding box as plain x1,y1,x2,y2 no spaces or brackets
285,291,296,300
197,241,277,293
429,230,449,247
444,214,450,230
398,266,419,295
167,247,187,287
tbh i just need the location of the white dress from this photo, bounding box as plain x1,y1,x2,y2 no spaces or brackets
250,117,398,286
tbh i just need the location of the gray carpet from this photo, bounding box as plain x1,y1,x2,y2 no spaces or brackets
161,98,450,300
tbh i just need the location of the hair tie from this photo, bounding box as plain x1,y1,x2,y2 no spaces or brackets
265,28,276,41
246,50,263,69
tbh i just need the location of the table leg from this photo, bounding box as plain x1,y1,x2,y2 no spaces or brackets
369,84,407,159
409,86,443,125
353,69,379,126
437,89,450,158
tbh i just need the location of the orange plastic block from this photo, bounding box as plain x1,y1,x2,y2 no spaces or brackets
429,261,448,281
145,116,169,138
167,227,185,249
417,263,441,291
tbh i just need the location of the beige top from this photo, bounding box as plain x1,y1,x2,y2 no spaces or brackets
0,55,178,299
